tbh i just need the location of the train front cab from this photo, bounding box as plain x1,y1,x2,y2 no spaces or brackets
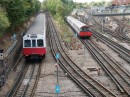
79,26,92,39
23,34,46,59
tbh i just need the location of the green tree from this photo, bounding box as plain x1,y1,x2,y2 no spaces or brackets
35,1,41,13
0,0,41,32
46,0,57,15
56,0,66,16
89,1,107,7
0,7,10,36
44,0,75,17
6,0,25,27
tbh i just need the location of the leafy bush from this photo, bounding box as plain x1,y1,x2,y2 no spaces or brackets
0,8,10,36
42,0,75,19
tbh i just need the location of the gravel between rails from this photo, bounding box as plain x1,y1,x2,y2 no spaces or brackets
34,39,86,97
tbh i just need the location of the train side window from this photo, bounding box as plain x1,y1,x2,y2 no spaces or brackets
32,40,36,47
37,39,43,47
24,40,31,47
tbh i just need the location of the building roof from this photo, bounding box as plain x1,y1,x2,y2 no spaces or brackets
112,0,130,5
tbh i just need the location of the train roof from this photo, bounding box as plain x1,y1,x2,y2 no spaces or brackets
67,16,90,28
25,13,46,36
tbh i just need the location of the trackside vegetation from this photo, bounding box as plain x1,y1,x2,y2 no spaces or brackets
0,7,10,36
0,0,41,36
42,0,76,41
42,0,75,23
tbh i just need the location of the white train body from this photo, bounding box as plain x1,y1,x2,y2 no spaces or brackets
22,13,46,58
66,16,92,38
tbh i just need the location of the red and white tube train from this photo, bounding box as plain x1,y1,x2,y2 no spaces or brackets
66,16,92,38
22,13,46,59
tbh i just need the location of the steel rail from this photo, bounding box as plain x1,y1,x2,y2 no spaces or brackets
5,58,27,97
47,13,117,97
91,30,130,63
21,64,36,97
87,13,130,43
85,39,130,95
47,13,97,97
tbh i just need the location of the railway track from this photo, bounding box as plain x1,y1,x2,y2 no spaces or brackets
86,13,130,43
81,39,130,96
66,12,130,96
111,16,130,42
6,60,41,97
82,13,130,63
47,13,117,97
0,36,22,87
83,12,130,96
91,30,130,63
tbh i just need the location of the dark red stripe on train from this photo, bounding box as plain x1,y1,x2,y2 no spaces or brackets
23,48,46,57
79,31,92,37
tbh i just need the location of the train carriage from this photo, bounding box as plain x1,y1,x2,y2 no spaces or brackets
66,16,92,38
22,13,46,59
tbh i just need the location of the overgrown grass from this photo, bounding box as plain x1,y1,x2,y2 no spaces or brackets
54,15,73,43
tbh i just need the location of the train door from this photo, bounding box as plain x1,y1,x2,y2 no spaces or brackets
32,40,36,47
32,39,36,54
